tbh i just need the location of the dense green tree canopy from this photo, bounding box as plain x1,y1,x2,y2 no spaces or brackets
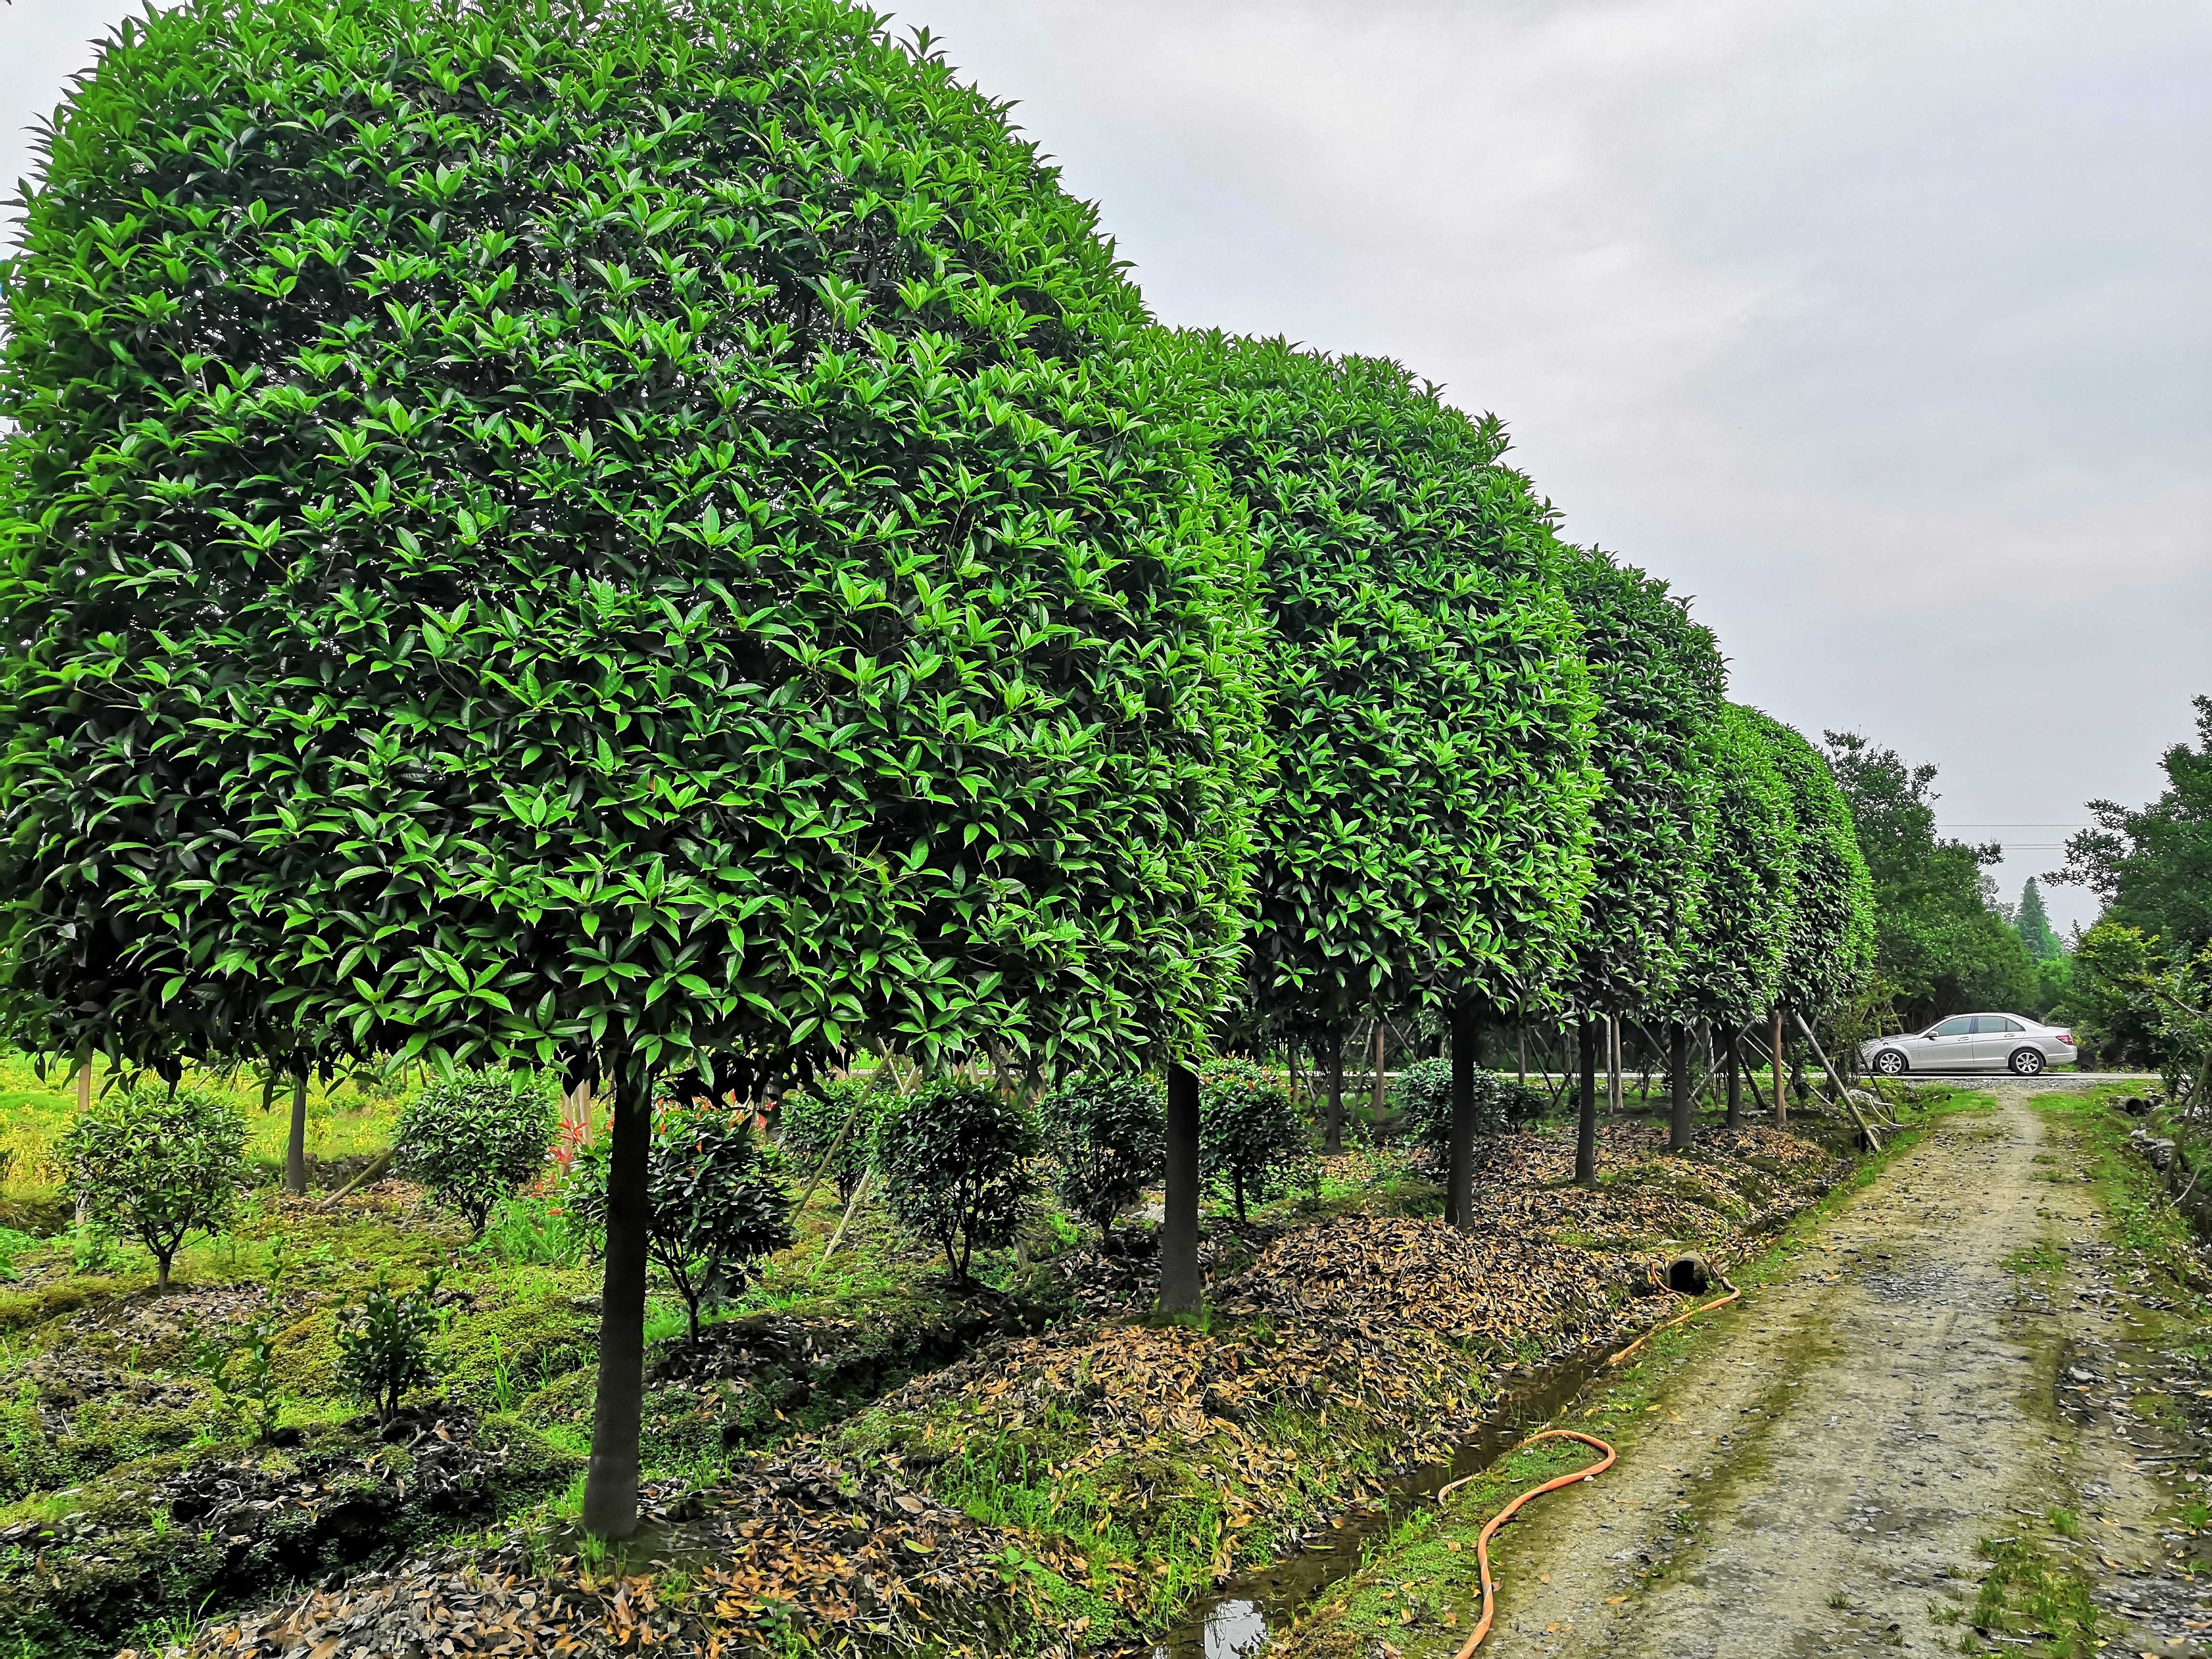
2056,695,2212,959
0,0,1266,1086
1553,546,1723,1020
1151,334,1598,1040
1748,711,1874,1020
1671,704,1797,1029
1824,731,2035,1026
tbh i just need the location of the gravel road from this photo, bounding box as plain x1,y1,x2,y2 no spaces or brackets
1478,1082,2206,1658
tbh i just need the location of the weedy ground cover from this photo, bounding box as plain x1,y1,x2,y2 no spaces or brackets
158,1108,1855,1659
0,1079,1079,1659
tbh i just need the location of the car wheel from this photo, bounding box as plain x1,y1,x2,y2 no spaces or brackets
1873,1049,1908,1077
2009,1047,2045,1077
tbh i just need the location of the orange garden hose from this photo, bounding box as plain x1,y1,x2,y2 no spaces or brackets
1437,1430,1616,1657
1432,1280,1742,1654
1604,1275,1741,1369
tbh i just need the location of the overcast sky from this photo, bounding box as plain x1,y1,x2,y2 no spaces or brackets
7,0,2207,932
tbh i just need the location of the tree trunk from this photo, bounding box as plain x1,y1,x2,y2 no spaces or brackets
1159,1061,1202,1314
1516,1024,1527,1087
1324,1036,1345,1157
1448,1000,1477,1231
155,1250,172,1292
1724,1026,1743,1131
1370,1020,1388,1128
285,1070,310,1197
1669,1023,1693,1152
582,1068,653,1540
75,1060,94,1229
1575,1015,1600,1187
1773,1007,1788,1130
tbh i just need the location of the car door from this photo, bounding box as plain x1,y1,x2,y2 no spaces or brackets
1971,1015,2024,1067
1921,1015,1977,1070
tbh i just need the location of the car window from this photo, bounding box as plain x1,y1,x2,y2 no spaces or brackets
1971,1016,2012,1035
1929,1016,1973,1037
2002,1017,2025,1033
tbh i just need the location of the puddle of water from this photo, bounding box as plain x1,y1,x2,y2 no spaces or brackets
1150,1345,1616,1659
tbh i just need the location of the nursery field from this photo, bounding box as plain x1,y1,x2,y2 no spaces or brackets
8,7,2193,1659
0,1061,1894,1659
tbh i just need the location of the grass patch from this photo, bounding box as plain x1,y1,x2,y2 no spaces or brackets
2002,1240,2065,1281
2032,1086,2211,1315
1969,1533,2099,1656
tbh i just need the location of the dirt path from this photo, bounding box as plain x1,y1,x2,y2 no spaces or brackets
1476,1084,2193,1658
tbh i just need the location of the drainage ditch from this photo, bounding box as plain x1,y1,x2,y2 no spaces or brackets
1151,1343,1619,1659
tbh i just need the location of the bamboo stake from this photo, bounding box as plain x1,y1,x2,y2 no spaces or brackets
822,1164,875,1261
1772,1007,1787,1129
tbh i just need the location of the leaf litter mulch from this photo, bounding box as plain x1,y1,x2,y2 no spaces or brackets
168,1120,1844,1659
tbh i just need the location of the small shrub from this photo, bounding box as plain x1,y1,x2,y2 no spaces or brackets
778,1075,893,1203
69,1221,120,1276
182,1306,285,1442
1199,1058,1309,1223
62,1084,246,1290
1400,1059,1545,1154
1041,1072,1166,1240
395,1070,558,1235
877,1081,1039,1286
569,1103,793,1341
336,1270,445,1423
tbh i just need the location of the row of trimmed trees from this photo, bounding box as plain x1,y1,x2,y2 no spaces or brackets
0,0,1871,1538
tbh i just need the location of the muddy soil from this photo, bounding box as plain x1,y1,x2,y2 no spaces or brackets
1472,1082,2209,1658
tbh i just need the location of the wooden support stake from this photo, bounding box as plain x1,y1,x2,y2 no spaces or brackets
1773,1007,1787,1129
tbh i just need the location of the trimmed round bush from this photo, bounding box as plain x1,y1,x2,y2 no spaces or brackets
1673,705,1801,1031
1555,546,1726,1021
1397,1057,1544,1154
1150,335,1599,1039
1198,1056,1308,1223
1040,1071,1166,1240
876,1080,1039,1286
778,1075,894,1204
62,1082,246,1290
395,1070,557,1235
0,0,1264,1088
1749,711,1876,1021
0,0,1269,1542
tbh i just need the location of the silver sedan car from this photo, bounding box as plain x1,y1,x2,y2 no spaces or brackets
1861,1013,2077,1077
